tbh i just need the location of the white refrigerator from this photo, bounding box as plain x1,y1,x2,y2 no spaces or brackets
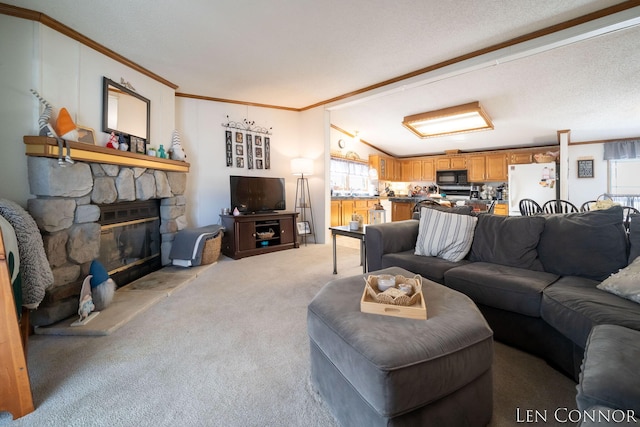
508,163,558,215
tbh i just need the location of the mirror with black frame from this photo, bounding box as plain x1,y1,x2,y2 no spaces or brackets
102,76,150,143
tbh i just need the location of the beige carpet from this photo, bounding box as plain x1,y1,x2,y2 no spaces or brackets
1,241,577,426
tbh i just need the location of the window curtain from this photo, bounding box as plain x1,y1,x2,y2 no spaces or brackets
330,158,369,176
603,139,640,160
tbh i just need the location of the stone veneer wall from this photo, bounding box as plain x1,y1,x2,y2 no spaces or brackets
26,156,188,326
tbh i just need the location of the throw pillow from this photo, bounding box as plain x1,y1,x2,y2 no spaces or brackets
597,256,640,304
414,207,478,262
469,214,546,270
537,206,628,281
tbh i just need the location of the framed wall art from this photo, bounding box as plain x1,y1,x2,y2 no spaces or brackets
577,159,594,178
130,135,146,154
264,137,271,169
297,221,311,235
225,130,233,167
246,134,253,169
77,126,96,144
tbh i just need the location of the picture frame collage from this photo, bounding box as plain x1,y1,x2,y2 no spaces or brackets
226,130,270,169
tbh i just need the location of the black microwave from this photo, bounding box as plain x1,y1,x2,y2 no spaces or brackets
436,170,468,185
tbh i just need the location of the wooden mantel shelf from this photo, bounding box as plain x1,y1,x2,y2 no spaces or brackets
24,136,190,173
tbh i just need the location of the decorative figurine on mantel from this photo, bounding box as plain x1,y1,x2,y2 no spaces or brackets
169,129,186,161
157,144,167,159
118,134,129,151
106,132,119,149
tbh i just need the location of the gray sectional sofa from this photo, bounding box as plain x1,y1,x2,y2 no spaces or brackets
365,205,640,382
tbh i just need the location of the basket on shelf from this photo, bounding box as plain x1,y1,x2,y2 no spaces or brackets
201,231,223,265
256,228,275,239
533,152,559,163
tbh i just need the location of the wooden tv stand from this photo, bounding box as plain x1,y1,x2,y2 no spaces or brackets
220,212,299,259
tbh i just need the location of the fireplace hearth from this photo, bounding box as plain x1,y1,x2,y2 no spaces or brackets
25,153,188,327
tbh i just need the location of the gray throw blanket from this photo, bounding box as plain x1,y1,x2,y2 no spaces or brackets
169,225,223,266
0,198,54,308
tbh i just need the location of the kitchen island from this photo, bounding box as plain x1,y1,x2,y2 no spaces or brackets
388,196,498,221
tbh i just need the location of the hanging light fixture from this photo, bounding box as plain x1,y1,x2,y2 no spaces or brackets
402,101,493,138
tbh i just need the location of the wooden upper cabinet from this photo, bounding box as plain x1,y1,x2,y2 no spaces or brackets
450,156,467,169
435,157,451,170
467,156,486,182
401,160,422,181
370,155,395,180
421,159,435,181
509,152,533,164
485,153,508,181
435,156,466,170
468,154,507,182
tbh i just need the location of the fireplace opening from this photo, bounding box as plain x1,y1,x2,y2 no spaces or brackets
98,200,162,288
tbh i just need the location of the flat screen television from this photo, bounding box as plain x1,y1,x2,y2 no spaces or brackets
230,175,286,214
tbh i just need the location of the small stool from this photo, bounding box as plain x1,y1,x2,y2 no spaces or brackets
368,209,386,225
307,266,494,426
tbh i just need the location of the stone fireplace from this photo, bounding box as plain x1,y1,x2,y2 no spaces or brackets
24,138,189,327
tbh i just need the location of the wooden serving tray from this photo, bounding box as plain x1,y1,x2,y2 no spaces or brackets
360,285,427,320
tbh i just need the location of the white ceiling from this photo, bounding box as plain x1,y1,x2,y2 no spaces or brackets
5,0,640,156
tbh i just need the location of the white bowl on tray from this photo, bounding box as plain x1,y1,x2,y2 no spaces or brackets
377,274,396,292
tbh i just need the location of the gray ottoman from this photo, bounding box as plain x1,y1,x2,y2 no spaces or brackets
307,266,494,426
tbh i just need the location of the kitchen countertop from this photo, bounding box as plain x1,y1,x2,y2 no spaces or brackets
331,196,380,200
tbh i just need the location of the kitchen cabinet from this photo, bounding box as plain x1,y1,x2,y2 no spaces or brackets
353,199,379,223
331,198,379,226
391,202,413,221
330,200,342,226
467,155,486,182
401,160,422,181
509,152,533,164
467,154,507,182
436,156,466,170
421,159,435,181
370,155,399,181
485,153,508,181
331,199,354,226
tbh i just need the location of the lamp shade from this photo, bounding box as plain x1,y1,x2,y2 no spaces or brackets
291,157,314,176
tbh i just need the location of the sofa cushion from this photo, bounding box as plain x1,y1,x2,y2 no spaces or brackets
537,206,628,281
629,213,640,264
577,325,640,415
381,250,470,284
415,207,477,262
444,262,559,317
541,275,640,348
597,256,640,304
469,214,545,270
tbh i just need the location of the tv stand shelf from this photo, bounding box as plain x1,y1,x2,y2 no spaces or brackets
220,212,299,259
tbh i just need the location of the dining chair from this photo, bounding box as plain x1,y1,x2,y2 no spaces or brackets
412,198,442,213
518,199,542,216
580,200,596,212
542,199,579,214
622,206,640,233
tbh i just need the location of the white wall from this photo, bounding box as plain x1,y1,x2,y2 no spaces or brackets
0,15,175,207
567,143,608,207
0,15,39,205
175,98,329,243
